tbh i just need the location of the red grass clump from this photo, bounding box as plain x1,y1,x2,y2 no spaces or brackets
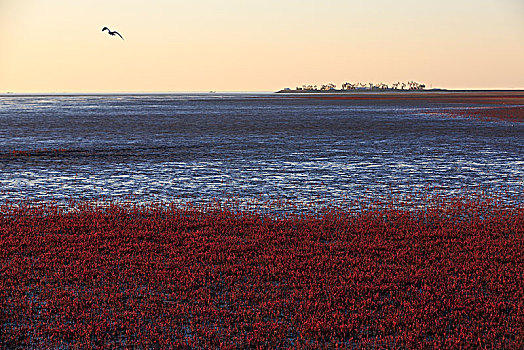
1,148,70,159
1,199,522,348
290,91,524,105
446,106,524,123
284,91,524,123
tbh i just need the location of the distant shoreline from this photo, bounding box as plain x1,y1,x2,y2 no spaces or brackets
276,88,444,93
2,90,524,98
275,88,524,94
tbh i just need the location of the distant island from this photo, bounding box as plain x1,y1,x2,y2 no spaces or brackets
277,81,446,93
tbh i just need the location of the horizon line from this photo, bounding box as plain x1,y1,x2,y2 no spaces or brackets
3,88,524,96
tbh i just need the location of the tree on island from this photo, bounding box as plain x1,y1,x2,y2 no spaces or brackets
320,83,336,91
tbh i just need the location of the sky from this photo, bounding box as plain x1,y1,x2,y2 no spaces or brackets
1,0,523,92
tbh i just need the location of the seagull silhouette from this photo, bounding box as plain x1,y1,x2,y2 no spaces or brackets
102,27,124,40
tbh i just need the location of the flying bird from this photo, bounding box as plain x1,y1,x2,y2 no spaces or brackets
102,27,124,40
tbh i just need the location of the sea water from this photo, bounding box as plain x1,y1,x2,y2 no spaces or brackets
0,93,522,208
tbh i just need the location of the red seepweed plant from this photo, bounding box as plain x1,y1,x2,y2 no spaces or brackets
445,106,524,123
1,197,522,348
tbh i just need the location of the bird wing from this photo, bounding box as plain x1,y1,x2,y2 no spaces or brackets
114,31,124,40
102,27,109,32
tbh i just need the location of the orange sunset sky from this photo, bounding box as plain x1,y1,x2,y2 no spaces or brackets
1,0,523,92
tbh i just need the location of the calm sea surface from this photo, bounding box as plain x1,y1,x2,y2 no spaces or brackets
0,93,522,208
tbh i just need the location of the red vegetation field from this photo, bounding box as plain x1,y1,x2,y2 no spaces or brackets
295,91,524,106
445,106,524,123
1,199,523,348
0,148,70,159
285,91,524,123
